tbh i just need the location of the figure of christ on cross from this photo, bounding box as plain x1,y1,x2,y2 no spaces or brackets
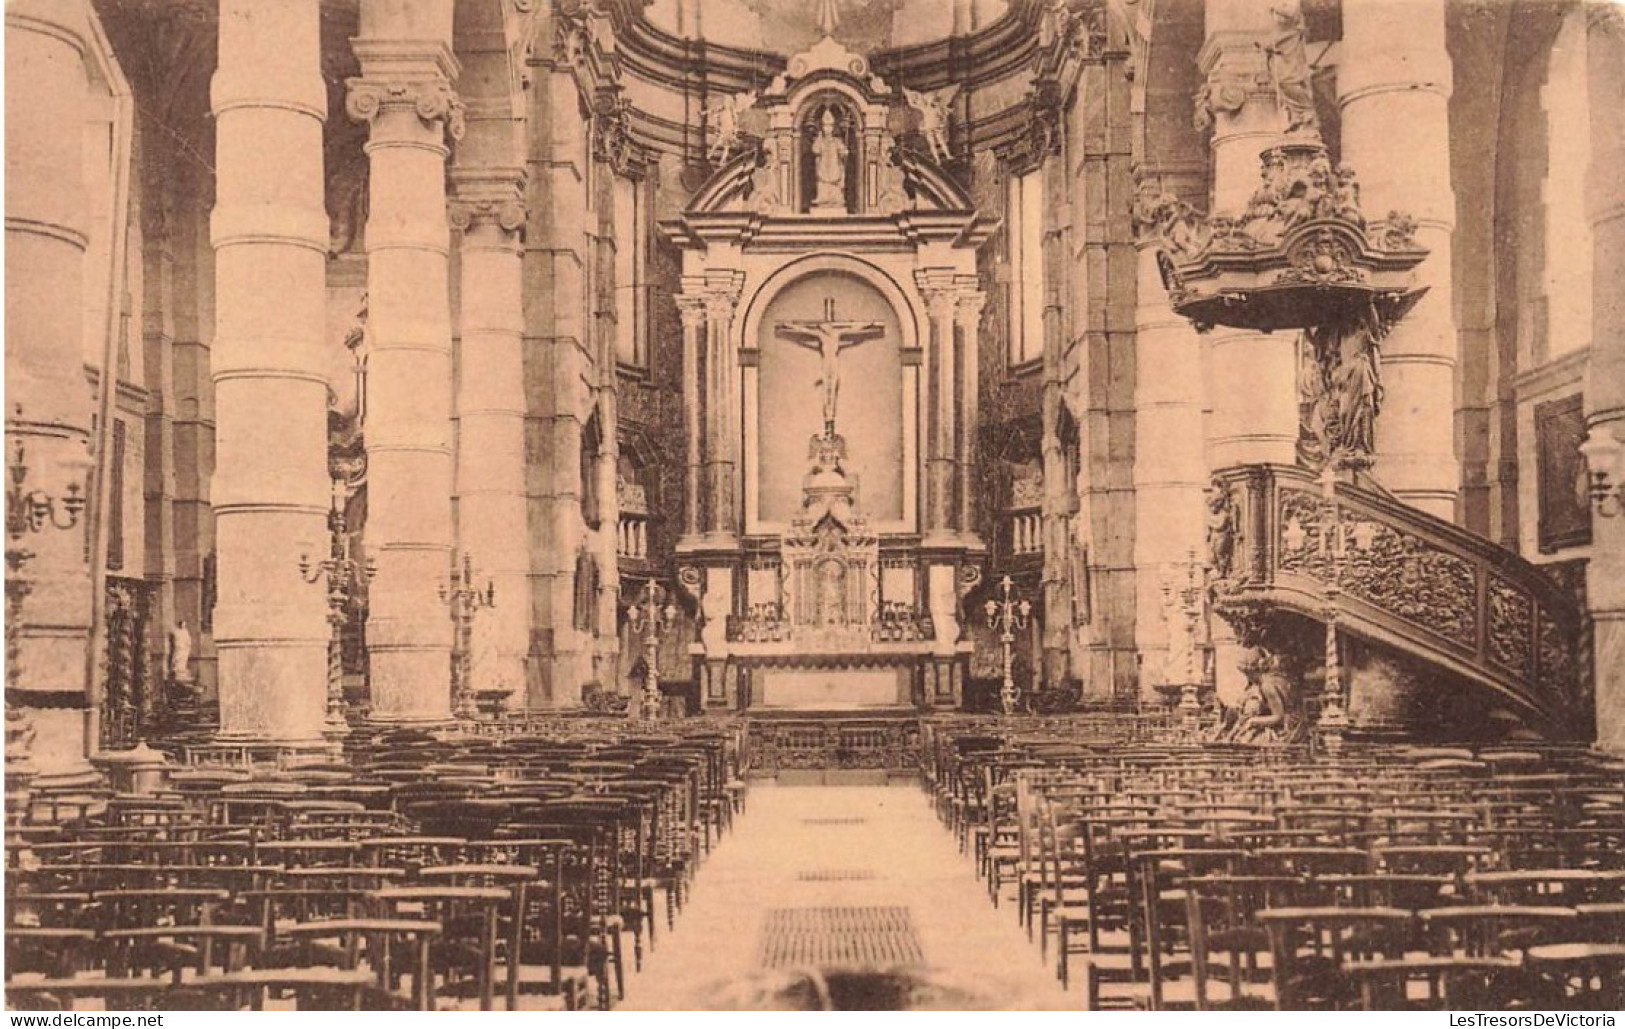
774,297,886,438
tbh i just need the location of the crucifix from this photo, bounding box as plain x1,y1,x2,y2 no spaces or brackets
775,297,885,438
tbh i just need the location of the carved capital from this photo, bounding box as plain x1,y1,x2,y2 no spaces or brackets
447,196,528,236
676,295,708,330
957,292,988,323
345,78,467,140
703,290,740,323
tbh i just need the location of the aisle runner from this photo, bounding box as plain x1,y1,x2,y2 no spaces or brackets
758,906,926,969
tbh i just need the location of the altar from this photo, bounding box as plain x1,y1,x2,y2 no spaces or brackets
664,28,993,714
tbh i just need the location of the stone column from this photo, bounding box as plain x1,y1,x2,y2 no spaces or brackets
1199,4,1297,470
1585,7,1625,753
449,175,528,703
1339,0,1458,519
207,0,331,743
1132,232,1208,693
957,291,986,535
348,3,461,722
678,296,705,537
6,0,98,774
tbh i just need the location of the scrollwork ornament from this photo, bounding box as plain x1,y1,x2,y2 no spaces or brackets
345,78,467,140
448,197,528,237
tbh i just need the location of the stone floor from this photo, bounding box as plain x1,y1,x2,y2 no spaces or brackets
620,784,1081,1011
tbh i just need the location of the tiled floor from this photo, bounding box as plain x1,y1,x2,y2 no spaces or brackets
620,784,1082,1010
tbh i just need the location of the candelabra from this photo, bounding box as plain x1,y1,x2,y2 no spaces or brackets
438,550,495,721
299,479,375,740
1173,550,1207,733
627,579,677,722
6,426,88,793
984,575,1032,716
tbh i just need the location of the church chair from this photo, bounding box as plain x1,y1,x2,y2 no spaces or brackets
413,863,539,1009
1182,874,1303,1010
513,803,633,1001
1418,904,1581,958
371,883,511,1010
5,975,193,1011
1132,847,1246,1010
359,835,469,876
1258,906,1414,1010
1317,872,1458,911
1575,902,1625,943
1467,868,1625,907
257,838,363,869
89,887,233,933
496,823,621,1009
1524,943,1625,1010
102,924,266,983
5,927,98,979
466,838,594,1010
278,917,443,1010
1247,846,1368,879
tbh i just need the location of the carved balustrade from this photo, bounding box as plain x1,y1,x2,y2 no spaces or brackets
1207,464,1584,734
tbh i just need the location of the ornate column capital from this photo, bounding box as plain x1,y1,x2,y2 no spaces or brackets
956,291,988,324
703,289,740,323
345,77,466,140
447,196,527,236
676,294,709,329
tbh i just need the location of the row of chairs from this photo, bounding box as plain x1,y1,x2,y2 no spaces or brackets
7,721,749,1011
923,721,1625,1010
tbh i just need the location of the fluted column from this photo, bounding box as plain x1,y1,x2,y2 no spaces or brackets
449,179,528,702
704,288,741,538
1339,0,1458,518
1585,7,1625,753
348,4,461,722
957,291,986,535
678,296,705,537
6,0,98,773
919,280,959,537
1200,3,1297,470
207,0,330,742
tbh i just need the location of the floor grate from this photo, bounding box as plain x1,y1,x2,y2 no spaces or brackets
795,868,878,882
758,906,925,969
800,817,868,826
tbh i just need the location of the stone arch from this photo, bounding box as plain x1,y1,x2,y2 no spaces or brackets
738,252,923,354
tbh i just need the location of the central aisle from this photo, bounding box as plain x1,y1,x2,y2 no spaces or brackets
622,784,1082,1010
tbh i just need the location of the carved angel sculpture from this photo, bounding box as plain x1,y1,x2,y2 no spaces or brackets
903,84,959,165
703,89,758,164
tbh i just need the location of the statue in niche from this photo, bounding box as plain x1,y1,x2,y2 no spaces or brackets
1301,302,1386,466
815,558,847,626
1260,2,1320,138
168,620,194,684
1205,482,1238,581
903,84,959,165
810,109,849,211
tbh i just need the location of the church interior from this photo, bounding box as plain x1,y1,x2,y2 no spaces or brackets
5,0,1625,1011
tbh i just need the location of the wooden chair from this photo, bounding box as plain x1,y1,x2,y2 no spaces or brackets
1259,907,1414,1010
278,917,443,1010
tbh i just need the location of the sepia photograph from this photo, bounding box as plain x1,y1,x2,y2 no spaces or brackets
3,0,1624,1013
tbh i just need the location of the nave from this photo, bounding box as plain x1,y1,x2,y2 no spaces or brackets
6,717,1625,1012
621,785,1077,1010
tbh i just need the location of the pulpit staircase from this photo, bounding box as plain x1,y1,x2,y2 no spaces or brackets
1208,463,1585,738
